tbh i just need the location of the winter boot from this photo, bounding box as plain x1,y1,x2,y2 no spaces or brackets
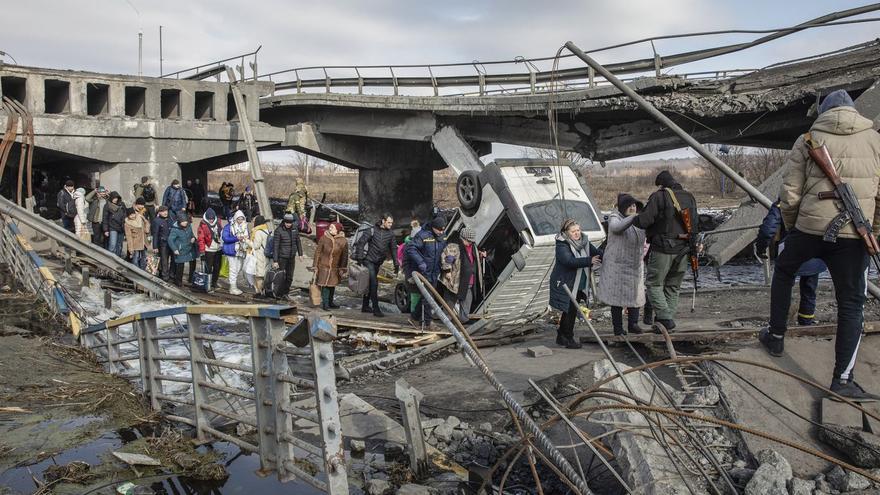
627,308,645,334
328,287,339,309
611,307,625,336
642,300,654,326
830,377,880,402
556,333,583,349
653,318,676,334
759,328,784,357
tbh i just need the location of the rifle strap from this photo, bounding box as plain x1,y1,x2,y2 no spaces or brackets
803,131,818,150
665,188,683,213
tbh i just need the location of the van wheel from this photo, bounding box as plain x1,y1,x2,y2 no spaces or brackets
394,283,410,313
457,171,481,212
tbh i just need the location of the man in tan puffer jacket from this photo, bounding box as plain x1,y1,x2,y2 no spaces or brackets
761,90,880,401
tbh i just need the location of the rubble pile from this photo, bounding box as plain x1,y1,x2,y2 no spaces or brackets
422,416,510,467
743,449,880,495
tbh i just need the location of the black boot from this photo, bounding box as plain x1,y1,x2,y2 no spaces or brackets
328,287,339,309
361,295,371,313
643,300,654,326
653,318,676,334
611,306,625,336
627,308,645,334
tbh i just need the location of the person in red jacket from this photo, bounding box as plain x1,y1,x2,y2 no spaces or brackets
197,208,223,292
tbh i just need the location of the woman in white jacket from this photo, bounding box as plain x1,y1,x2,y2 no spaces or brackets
74,188,91,242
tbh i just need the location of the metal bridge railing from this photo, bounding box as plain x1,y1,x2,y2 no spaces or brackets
0,217,68,315
76,304,348,494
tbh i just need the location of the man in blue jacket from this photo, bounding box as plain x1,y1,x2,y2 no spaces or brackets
755,200,827,327
406,216,447,329
162,179,188,214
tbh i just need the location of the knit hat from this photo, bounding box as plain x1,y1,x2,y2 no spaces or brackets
655,170,676,188
253,215,267,227
203,208,216,221
283,213,295,222
616,193,643,215
460,227,476,242
432,215,447,230
819,89,855,114
96,186,106,193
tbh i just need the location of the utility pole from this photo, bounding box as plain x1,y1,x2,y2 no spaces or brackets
137,29,143,77
159,25,163,76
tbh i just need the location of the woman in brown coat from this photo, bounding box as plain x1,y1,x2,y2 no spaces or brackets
313,222,348,310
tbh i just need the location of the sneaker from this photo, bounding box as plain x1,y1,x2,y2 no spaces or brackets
229,288,243,296
830,379,880,402
759,328,784,357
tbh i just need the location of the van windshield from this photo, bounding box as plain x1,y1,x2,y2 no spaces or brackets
523,199,601,236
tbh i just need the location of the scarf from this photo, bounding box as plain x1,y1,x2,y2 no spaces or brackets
558,232,591,294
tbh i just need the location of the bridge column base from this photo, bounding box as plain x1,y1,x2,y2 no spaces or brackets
99,162,181,204
358,168,433,227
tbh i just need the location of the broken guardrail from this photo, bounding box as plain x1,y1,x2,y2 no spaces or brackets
80,305,348,494
0,217,68,316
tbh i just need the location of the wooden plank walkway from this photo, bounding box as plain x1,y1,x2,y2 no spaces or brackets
581,321,880,344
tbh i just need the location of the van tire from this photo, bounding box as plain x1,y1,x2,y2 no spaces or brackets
394,282,410,313
457,171,481,213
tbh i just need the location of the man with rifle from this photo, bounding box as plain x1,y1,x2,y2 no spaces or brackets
761,89,880,402
633,170,700,333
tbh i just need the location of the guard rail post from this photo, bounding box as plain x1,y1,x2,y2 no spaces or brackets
309,316,348,495
250,314,282,472
186,312,210,442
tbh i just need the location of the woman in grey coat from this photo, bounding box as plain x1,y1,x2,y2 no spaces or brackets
598,193,647,335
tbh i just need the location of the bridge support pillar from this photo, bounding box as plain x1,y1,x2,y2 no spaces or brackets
358,167,433,226
98,162,181,204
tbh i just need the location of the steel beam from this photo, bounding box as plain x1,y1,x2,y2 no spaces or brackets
395,378,429,477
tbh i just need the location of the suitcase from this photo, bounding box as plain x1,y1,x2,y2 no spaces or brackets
347,262,369,297
264,268,287,299
192,260,211,293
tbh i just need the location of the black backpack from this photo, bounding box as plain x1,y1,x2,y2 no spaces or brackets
264,268,287,299
142,184,156,202
350,225,374,262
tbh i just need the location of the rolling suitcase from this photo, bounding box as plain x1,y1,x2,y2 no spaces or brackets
192,260,211,293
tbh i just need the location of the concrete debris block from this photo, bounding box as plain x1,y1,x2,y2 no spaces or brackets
821,397,867,429
756,449,793,480
818,424,880,468
682,385,720,406
433,423,454,443
384,442,406,463
526,345,553,357
396,484,437,495
111,452,161,466
787,477,815,495
478,422,493,432
744,450,792,495
421,418,445,430
366,479,393,495
309,314,338,342
350,439,366,454
445,416,461,429
825,465,871,492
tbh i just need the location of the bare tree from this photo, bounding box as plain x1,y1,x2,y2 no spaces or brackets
698,144,787,197
522,147,593,172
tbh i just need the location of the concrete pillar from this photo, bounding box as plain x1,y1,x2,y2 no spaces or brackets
358,167,433,226
98,162,181,203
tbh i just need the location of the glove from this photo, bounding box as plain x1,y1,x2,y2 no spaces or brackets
754,240,768,259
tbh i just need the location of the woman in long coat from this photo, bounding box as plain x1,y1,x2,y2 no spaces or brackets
598,193,647,335
549,218,602,349
313,222,348,310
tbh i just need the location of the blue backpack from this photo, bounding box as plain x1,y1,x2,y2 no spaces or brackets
264,233,275,258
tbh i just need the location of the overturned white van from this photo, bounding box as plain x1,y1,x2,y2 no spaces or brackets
440,159,605,329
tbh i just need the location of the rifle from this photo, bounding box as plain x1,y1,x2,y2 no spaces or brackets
679,207,700,313
806,132,880,273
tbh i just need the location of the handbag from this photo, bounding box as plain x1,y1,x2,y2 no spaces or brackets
219,256,229,279
309,274,322,306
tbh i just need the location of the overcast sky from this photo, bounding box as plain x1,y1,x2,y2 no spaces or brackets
3,1,878,162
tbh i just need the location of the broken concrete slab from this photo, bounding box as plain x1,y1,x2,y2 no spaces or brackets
526,345,553,357
817,424,880,468
821,397,867,429
111,452,161,466
825,464,872,491
708,336,880,477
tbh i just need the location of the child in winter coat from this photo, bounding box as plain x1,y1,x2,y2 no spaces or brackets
222,210,250,295
167,213,197,287
123,207,150,269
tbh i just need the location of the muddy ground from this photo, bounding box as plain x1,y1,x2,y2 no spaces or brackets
0,289,229,495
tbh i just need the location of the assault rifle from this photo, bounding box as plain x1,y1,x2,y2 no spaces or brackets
679,207,700,312
806,132,880,273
